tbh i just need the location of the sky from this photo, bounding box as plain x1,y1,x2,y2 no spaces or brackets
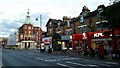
0,0,110,37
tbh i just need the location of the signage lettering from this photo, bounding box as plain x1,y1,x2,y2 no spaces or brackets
94,33,104,37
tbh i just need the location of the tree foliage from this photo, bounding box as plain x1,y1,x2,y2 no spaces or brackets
101,2,120,29
109,0,120,4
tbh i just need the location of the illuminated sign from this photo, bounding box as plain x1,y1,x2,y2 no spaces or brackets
94,33,104,37
82,33,87,39
57,41,61,44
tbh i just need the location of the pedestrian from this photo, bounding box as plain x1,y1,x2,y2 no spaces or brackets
99,45,105,59
89,47,95,57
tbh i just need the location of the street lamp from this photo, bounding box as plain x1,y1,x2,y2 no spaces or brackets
36,14,42,50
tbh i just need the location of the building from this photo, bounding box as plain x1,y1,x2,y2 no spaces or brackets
6,32,18,49
18,9,42,50
0,37,7,48
46,19,63,51
45,5,120,57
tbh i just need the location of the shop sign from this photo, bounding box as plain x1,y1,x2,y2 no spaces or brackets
94,33,104,37
57,41,61,44
42,37,52,45
61,35,71,40
82,33,87,39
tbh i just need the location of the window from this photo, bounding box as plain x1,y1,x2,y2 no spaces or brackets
80,16,84,23
96,22,102,30
58,22,61,27
67,20,70,27
24,25,27,29
69,30,72,35
28,26,31,29
49,28,52,34
83,26,86,32
50,22,52,27
66,29,72,35
80,15,84,23
66,31,69,35
28,31,30,34
78,27,83,33
21,35,23,39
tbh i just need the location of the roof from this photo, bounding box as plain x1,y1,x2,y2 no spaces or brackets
46,19,62,27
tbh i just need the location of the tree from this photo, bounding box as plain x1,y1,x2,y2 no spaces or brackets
109,0,120,4
101,2,120,51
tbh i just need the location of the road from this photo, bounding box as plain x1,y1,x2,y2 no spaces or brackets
1,49,120,68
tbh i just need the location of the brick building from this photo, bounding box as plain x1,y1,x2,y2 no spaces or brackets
45,5,107,51
18,9,42,50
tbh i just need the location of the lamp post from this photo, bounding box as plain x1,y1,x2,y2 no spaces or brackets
36,14,42,51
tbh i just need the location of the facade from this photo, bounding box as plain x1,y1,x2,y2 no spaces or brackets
45,5,120,58
6,32,18,49
0,37,3,48
18,9,42,50
0,37,7,48
46,19,62,51
42,37,52,51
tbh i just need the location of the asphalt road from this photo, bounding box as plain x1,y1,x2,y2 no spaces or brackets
1,49,120,68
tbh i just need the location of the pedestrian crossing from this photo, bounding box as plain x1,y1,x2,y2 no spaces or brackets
32,56,118,68
18,50,119,68
57,61,118,68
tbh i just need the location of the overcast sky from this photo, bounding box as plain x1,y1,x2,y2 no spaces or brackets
0,0,110,37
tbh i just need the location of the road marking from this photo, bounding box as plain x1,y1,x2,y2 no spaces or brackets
34,57,44,60
44,59,56,62
64,57,81,60
106,62,118,65
84,59,91,61
87,64,99,67
66,61,100,67
0,61,3,68
66,61,87,66
57,63,74,68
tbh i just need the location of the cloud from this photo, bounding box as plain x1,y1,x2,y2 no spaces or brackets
0,11,50,37
0,0,110,37
0,19,20,37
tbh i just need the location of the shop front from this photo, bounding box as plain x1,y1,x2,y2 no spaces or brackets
42,37,52,52
72,34,84,54
90,31,112,58
61,35,72,52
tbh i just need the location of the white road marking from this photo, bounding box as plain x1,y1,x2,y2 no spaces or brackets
66,61,100,67
66,61,87,66
87,64,99,67
57,63,75,68
0,61,3,68
34,57,44,60
84,59,91,61
44,59,56,62
106,62,118,65
64,57,81,60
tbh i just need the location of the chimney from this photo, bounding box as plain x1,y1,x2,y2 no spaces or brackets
63,16,68,22
82,6,90,14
